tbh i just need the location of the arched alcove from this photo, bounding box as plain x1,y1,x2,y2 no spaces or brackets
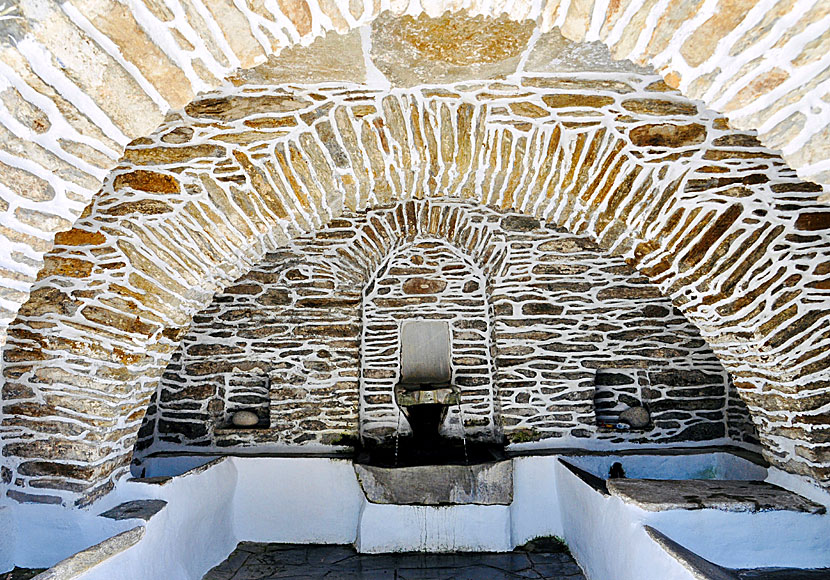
360,237,498,443
0,37,827,505
133,200,756,483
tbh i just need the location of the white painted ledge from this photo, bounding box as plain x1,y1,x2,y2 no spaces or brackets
31,526,145,580
5,451,830,580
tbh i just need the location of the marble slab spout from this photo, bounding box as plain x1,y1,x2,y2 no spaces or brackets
354,460,513,505
395,385,459,407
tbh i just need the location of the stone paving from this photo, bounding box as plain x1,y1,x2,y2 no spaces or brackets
203,542,587,580
0,568,46,580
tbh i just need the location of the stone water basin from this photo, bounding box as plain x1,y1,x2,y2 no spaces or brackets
354,459,512,505
565,449,768,481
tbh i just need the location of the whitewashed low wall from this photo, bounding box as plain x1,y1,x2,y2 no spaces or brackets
232,457,363,544
649,508,830,570
555,460,700,580
0,505,13,572
510,456,565,545
1,500,132,572
565,452,767,481
3,452,830,580
554,457,830,579
83,458,238,580
357,503,513,553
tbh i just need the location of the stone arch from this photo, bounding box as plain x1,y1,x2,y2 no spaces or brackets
358,238,501,445
1,75,828,505
1,4,829,353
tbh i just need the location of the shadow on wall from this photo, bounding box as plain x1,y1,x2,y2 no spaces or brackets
134,201,757,462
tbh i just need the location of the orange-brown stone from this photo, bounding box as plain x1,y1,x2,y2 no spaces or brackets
629,123,707,148
113,170,180,194
184,95,311,120
542,94,615,108
102,200,173,216
122,144,225,164
277,0,312,36
81,305,158,337
53,229,106,247
37,257,94,280
795,212,830,231
622,99,698,116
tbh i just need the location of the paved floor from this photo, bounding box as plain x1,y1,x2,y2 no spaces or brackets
203,542,587,580
1,568,46,580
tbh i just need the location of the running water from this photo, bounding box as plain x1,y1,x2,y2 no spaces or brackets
394,410,401,467
456,397,469,465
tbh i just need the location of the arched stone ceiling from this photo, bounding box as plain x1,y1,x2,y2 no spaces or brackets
1,32,828,504
0,0,828,351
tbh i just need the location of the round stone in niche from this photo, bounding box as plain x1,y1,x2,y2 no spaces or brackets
231,410,260,427
619,406,650,429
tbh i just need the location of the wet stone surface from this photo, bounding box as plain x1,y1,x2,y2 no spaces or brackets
202,543,587,579
608,479,826,513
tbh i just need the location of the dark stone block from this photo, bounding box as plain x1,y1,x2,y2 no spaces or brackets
6,489,63,505
99,499,167,521
522,303,564,316
642,305,670,318
257,289,292,306
650,398,724,412
501,215,540,231
296,297,360,308
187,344,245,357
650,370,723,387
541,343,599,352
594,371,635,386
224,283,262,295
672,422,725,441
670,386,724,398
158,420,208,439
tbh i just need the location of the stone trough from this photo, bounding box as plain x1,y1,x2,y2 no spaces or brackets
354,460,513,505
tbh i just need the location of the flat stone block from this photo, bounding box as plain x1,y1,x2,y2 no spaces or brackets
98,499,167,521
608,479,826,513
354,460,512,505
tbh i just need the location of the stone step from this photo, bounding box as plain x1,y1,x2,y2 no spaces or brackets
607,479,826,513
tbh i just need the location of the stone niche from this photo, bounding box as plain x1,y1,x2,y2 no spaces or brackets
135,200,758,459
360,239,497,442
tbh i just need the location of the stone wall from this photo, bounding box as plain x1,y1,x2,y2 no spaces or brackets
361,240,497,441
1,4,829,355
490,215,743,445
3,60,827,505
137,201,756,458
139,239,363,451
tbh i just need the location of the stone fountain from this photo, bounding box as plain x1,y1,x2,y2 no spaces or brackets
353,321,512,552
394,320,460,447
